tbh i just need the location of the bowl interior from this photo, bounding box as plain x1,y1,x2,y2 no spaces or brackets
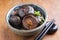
6,4,47,32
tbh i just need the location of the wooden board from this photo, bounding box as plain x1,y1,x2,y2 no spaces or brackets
0,0,60,40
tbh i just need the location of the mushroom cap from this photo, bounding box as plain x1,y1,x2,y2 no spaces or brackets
18,5,34,18
22,14,39,30
18,5,29,17
28,6,34,14
9,16,21,27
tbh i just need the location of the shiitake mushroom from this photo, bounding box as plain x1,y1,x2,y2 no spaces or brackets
11,6,20,16
18,5,29,17
11,11,18,16
18,5,34,18
22,14,39,30
9,16,21,28
28,6,34,14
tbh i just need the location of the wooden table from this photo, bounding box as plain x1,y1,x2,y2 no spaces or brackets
0,0,60,40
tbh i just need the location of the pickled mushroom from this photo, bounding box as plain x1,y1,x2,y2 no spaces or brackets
18,5,34,17
9,16,21,27
22,14,39,30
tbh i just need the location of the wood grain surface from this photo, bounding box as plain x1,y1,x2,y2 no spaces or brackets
0,0,60,40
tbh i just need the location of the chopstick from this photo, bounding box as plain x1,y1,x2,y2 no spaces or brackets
34,19,55,40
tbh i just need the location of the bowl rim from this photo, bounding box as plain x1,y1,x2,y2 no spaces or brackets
6,4,48,32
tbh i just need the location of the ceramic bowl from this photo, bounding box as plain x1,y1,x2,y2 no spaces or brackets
6,4,48,36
